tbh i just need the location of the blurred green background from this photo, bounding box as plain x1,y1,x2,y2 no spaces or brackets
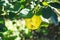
0,0,60,40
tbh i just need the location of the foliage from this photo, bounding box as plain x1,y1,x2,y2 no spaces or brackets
0,0,60,40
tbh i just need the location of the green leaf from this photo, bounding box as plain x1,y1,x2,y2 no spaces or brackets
41,7,55,19
0,16,7,32
51,0,58,2
4,36,17,40
0,24,7,32
26,11,34,18
0,1,4,6
8,12,17,20
0,20,4,24
19,13,27,18
13,1,20,11
35,7,43,16
24,31,32,39
19,11,34,18
20,0,25,3
4,1,20,12
49,2,60,8
4,4,13,12
41,22,49,28
20,5,25,9
49,13,58,25
0,15,4,24
0,6,2,11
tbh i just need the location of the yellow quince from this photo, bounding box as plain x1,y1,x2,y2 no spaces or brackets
25,15,42,30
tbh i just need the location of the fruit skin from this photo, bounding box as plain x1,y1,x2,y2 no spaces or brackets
25,15,42,30
42,2,49,6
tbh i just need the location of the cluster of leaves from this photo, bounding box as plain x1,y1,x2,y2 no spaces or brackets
0,0,60,40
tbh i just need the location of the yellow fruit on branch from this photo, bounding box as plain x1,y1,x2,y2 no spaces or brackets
25,15,42,30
